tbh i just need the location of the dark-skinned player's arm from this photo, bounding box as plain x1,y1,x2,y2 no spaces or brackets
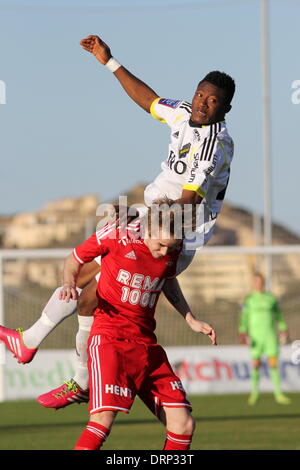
80,35,158,113
163,278,217,345
174,189,203,206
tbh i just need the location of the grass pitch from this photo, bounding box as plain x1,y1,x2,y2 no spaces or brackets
0,393,299,450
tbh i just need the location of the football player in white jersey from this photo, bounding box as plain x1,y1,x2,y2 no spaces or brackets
0,34,235,410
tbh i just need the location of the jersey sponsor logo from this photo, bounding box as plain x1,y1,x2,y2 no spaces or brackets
167,150,187,175
121,287,158,308
117,269,163,291
105,384,132,398
117,269,165,308
204,154,219,175
118,238,143,246
158,98,180,108
125,250,137,260
172,131,179,139
179,143,191,159
188,152,200,184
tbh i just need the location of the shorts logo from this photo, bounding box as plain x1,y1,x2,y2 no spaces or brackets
170,380,184,391
105,384,132,398
159,98,180,109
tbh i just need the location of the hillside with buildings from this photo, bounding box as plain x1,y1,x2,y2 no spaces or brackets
1,184,300,250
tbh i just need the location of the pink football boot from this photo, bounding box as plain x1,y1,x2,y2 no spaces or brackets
0,326,38,364
37,379,89,410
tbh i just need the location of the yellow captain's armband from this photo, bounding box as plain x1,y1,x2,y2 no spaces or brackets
183,184,206,198
150,98,166,123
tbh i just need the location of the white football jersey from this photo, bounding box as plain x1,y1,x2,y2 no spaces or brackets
144,98,234,246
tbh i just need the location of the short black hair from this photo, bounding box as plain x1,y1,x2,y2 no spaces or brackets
199,71,235,104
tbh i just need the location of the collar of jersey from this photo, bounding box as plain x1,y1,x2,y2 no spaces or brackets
188,118,225,128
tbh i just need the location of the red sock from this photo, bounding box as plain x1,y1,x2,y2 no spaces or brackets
74,421,110,450
163,430,193,450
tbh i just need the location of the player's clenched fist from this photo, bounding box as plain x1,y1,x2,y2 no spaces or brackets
80,35,112,64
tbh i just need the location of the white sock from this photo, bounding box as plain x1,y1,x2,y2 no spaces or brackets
22,286,82,349
73,315,94,390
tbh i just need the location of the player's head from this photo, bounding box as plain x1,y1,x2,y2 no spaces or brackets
143,198,194,259
191,71,235,125
253,272,265,292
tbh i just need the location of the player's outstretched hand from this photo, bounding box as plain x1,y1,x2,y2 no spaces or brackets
188,318,217,345
59,285,78,303
80,35,112,65
279,330,289,345
239,333,249,345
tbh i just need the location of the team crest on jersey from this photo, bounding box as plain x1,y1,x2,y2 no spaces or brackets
158,98,180,108
172,131,179,139
193,129,201,142
179,143,191,158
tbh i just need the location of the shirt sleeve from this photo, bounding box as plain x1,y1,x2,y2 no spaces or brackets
73,231,113,264
273,300,288,331
182,137,225,198
239,300,249,334
150,97,188,127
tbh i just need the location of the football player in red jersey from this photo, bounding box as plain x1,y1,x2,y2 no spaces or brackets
61,202,216,450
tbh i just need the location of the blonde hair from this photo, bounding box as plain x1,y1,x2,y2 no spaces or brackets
146,197,197,239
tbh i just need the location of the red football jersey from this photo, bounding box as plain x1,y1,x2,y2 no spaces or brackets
73,221,182,344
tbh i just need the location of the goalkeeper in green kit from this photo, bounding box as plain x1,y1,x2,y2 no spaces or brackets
239,272,291,406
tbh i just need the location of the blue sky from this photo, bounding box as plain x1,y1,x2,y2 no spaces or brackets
0,0,299,236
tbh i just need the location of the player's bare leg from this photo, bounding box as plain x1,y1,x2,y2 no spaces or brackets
0,260,100,364
267,356,291,405
74,411,117,450
163,407,195,450
248,358,260,405
138,392,166,425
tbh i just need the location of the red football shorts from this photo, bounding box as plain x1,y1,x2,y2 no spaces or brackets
88,334,191,415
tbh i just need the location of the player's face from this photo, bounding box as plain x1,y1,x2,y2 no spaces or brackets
253,275,265,292
145,235,181,259
191,81,229,125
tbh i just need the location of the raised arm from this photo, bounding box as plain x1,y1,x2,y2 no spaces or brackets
163,277,217,345
80,35,159,113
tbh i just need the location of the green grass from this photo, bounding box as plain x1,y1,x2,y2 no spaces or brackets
0,393,299,450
